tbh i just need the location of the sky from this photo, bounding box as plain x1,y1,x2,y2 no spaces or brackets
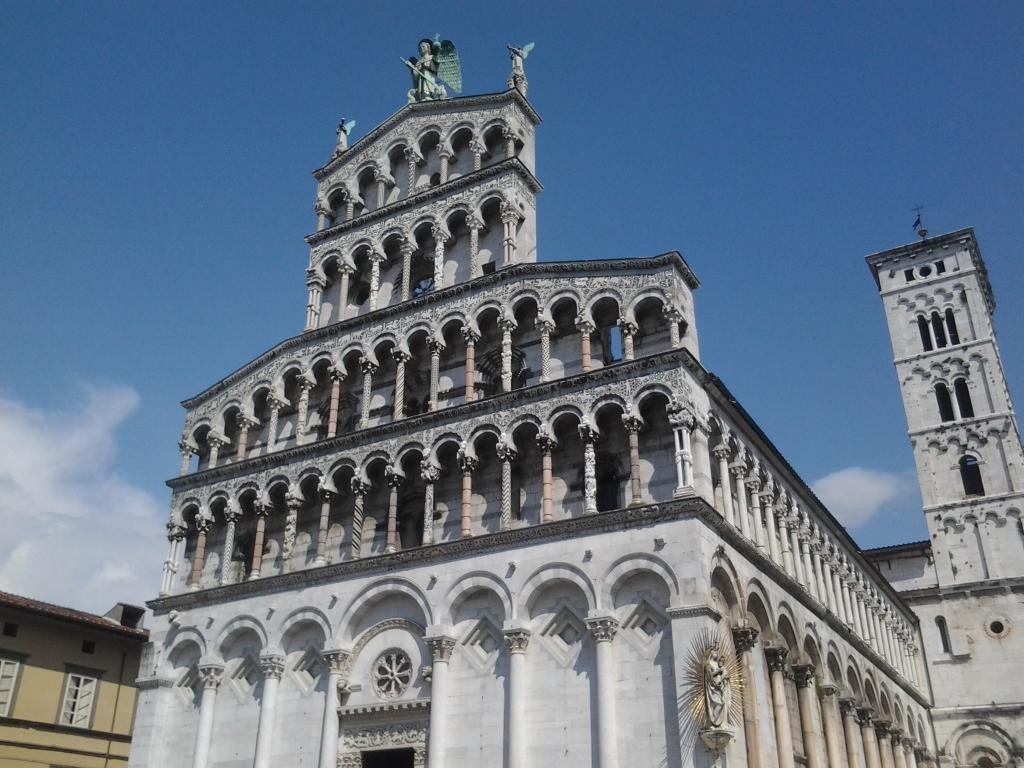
1,2,1021,613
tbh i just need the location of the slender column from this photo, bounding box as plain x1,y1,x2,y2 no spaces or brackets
586,617,620,768
469,138,484,171
892,733,908,768
428,339,444,410
368,251,385,311
538,319,554,382
189,517,211,590
840,698,868,768
350,479,369,559
811,530,826,605
859,708,882,768
765,646,796,768
161,525,185,595
249,500,269,580
690,421,714,502
819,682,845,768
504,629,531,768
305,274,325,330
622,414,644,504
191,664,224,768
761,486,781,564
537,431,555,523
580,423,599,514
295,375,313,446
462,327,479,401
668,410,694,494
385,466,403,554
281,490,302,573
359,359,377,429
392,349,410,420
253,654,285,768
779,503,796,575
497,440,518,530
179,440,195,476
577,316,595,373
267,394,285,451
786,508,803,582
801,530,818,599
337,264,353,320
373,168,389,209
236,414,257,460
793,664,825,768
457,447,478,538
206,433,226,469
617,318,637,361
314,487,334,566
220,505,240,585
732,465,750,539
732,625,763,768
904,741,920,768
841,562,856,628
420,462,440,545
438,146,452,184
876,721,896,768
500,319,517,392
315,201,330,231
320,650,351,768
713,445,735,525
500,202,520,265
399,240,414,302
502,128,516,158
403,146,418,194
344,199,354,220
431,224,448,288
663,306,683,347
425,636,455,767
467,214,483,279
326,367,344,438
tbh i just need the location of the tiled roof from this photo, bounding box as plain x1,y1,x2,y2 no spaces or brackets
0,590,148,640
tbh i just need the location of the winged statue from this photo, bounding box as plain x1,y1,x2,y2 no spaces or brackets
333,117,356,157
402,36,462,102
507,42,535,95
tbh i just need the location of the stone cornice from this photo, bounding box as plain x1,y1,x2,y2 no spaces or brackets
339,698,431,719
305,158,543,247
313,89,542,180
171,347,696,490
180,253,698,409
896,575,1024,603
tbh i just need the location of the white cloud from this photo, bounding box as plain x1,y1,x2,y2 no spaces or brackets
0,385,165,614
811,466,914,529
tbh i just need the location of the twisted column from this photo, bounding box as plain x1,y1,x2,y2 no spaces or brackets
350,479,369,559
253,654,285,768
384,465,403,554
469,139,484,171
392,349,410,420
191,664,224,768
281,490,302,573
438,145,453,184
399,240,414,301
420,461,440,545
537,319,554,383
220,504,240,585
497,439,519,529
368,251,385,311
403,146,418,195
622,414,644,504
295,375,314,446
467,213,484,278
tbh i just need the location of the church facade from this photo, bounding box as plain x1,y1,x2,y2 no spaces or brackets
128,48,1020,768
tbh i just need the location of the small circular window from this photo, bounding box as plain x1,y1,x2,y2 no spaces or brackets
985,617,1010,639
373,649,413,699
918,265,932,278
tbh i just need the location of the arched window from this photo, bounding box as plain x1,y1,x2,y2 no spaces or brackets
945,308,961,345
935,616,951,653
931,312,947,348
935,383,955,422
917,316,933,352
954,378,974,418
959,456,985,497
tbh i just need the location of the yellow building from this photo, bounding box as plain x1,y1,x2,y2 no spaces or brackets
0,591,147,767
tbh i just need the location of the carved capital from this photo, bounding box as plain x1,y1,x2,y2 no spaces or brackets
197,663,224,690
731,625,759,654
259,653,285,680
616,317,638,336
578,422,599,444
792,663,816,689
585,616,618,643
420,460,441,484
764,645,789,673
323,648,353,678
461,325,481,344
857,706,875,726
574,315,596,334
360,358,379,376
391,348,412,364
350,477,370,497
503,629,531,654
385,465,405,489
427,338,445,355
535,431,556,453
495,440,519,463
838,697,858,716
621,413,644,433
425,636,456,663
874,719,892,738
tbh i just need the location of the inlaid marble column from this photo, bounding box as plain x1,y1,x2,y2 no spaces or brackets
281,490,302,573
462,326,480,401
431,224,448,289
500,201,519,265
425,635,456,768
819,681,845,768
537,319,554,383
576,316,595,373
663,306,683,348
320,650,351,768
622,414,644,504
537,431,555,523
236,413,258,460
859,707,882,768
359,359,377,429
253,653,285,768
191,663,224,768
420,461,440,545
314,486,334,566
469,138,484,171
467,213,484,279
579,423,599,514
840,698,868,768
618,317,637,360
713,445,735,525
206,433,226,469
457,446,478,538
368,251,385,311
586,616,620,768
179,440,196,476
765,646,796,768
437,146,453,184
249,500,269,580
876,720,896,768
189,516,211,590
295,375,314,446
337,263,354,320
504,628,531,768
385,466,403,554
392,349,410,420
428,339,444,410
267,393,286,451
220,503,240,585
161,524,185,595
731,465,750,539
500,318,517,391
497,439,518,530
327,367,344,438
403,146,418,195
732,625,763,768
399,240,414,302
793,664,825,768
350,479,369,559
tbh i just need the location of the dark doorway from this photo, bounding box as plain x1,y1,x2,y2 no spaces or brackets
362,748,415,768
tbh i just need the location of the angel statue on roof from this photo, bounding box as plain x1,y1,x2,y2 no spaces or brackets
402,36,462,103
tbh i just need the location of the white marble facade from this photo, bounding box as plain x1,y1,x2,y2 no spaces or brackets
132,79,1024,768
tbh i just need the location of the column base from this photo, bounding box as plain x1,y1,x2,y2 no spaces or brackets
674,485,696,498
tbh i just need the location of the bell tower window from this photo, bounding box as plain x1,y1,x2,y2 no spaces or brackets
959,456,985,497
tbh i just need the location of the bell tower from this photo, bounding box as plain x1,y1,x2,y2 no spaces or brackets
867,228,1024,584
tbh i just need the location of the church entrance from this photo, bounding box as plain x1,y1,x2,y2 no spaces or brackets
362,748,415,768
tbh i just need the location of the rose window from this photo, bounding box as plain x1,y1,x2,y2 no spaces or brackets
372,649,412,699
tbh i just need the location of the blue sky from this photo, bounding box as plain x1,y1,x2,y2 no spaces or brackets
1,2,1021,611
